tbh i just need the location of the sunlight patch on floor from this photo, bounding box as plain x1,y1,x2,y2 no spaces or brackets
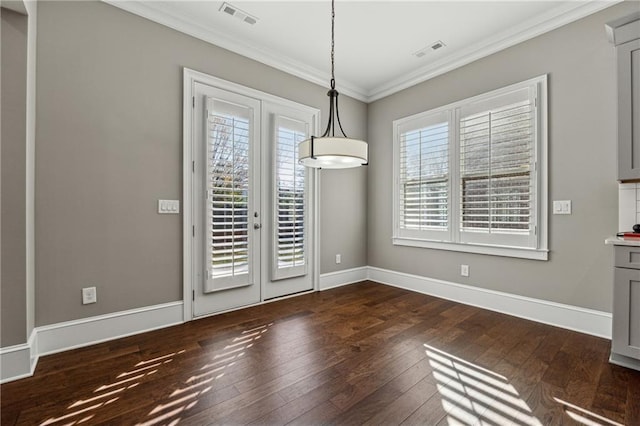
37,323,276,425
135,351,184,367
68,387,125,408
142,322,274,424
39,350,185,425
425,344,542,426
117,360,171,378
554,397,624,426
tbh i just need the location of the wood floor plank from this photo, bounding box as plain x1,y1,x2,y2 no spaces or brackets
2,281,638,425
363,376,438,426
590,362,630,424
626,370,640,425
400,390,450,425
286,400,342,426
526,381,572,425
333,354,440,425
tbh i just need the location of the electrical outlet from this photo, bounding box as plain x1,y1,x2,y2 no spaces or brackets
82,287,97,305
335,254,341,264
460,264,469,277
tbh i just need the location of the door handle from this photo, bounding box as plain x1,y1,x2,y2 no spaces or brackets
254,223,262,230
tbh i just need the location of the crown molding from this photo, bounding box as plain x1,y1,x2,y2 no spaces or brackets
366,0,622,102
102,0,369,102
103,0,620,104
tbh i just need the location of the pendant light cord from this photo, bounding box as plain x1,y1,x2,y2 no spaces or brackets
330,0,335,89
321,0,347,138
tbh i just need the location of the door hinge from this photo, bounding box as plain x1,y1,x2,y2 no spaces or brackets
192,290,195,301
192,160,195,173
192,96,195,108
205,269,210,280
534,225,537,235
192,225,195,237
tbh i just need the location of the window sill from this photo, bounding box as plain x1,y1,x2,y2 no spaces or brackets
392,237,548,261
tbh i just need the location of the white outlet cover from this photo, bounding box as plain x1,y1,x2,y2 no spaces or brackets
82,287,97,304
460,264,469,277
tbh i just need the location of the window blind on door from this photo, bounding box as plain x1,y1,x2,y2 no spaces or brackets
397,110,450,241
459,87,535,246
272,116,307,280
207,100,252,284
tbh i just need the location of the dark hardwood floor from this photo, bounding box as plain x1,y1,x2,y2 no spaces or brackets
2,281,639,425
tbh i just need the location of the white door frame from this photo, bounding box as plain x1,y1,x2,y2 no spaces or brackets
182,68,320,322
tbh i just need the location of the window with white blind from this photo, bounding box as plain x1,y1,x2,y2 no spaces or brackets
272,115,308,280
397,110,451,242
393,76,548,260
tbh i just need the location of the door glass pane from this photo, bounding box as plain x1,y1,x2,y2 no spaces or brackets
273,116,307,280
207,99,253,291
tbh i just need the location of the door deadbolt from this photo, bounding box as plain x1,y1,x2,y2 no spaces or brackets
254,223,262,229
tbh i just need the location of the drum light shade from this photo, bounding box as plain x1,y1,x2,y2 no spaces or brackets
298,137,368,169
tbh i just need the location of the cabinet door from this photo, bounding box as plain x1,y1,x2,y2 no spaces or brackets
617,39,640,181
613,267,640,359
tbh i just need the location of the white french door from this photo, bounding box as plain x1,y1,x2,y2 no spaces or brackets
263,104,315,300
186,70,318,318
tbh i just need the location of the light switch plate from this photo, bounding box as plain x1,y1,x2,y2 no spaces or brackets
553,200,572,215
158,199,180,214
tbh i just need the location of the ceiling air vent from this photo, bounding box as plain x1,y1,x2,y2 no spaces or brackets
219,2,259,26
413,40,446,58
430,40,445,51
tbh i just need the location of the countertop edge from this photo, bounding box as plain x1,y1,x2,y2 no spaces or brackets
605,236,640,246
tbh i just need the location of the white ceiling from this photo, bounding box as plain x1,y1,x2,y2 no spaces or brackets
107,0,620,101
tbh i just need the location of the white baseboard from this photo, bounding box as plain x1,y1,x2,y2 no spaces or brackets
320,266,368,291
368,266,612,339
37,301,184,356
0,301,184,383
0,330,37,384
609,352,640,371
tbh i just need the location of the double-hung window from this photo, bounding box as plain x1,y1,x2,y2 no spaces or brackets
393,76,548,260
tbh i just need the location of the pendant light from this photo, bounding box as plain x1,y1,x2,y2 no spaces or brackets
298,0,368,169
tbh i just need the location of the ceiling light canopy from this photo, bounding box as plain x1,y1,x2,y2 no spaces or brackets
298,0,368,169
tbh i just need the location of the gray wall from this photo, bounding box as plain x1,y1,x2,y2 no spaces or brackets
1,6,28,346
320,163,368,273
368,1,639,313
35,1,368,326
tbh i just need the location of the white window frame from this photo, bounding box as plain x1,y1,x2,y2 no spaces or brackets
392,75,548,261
